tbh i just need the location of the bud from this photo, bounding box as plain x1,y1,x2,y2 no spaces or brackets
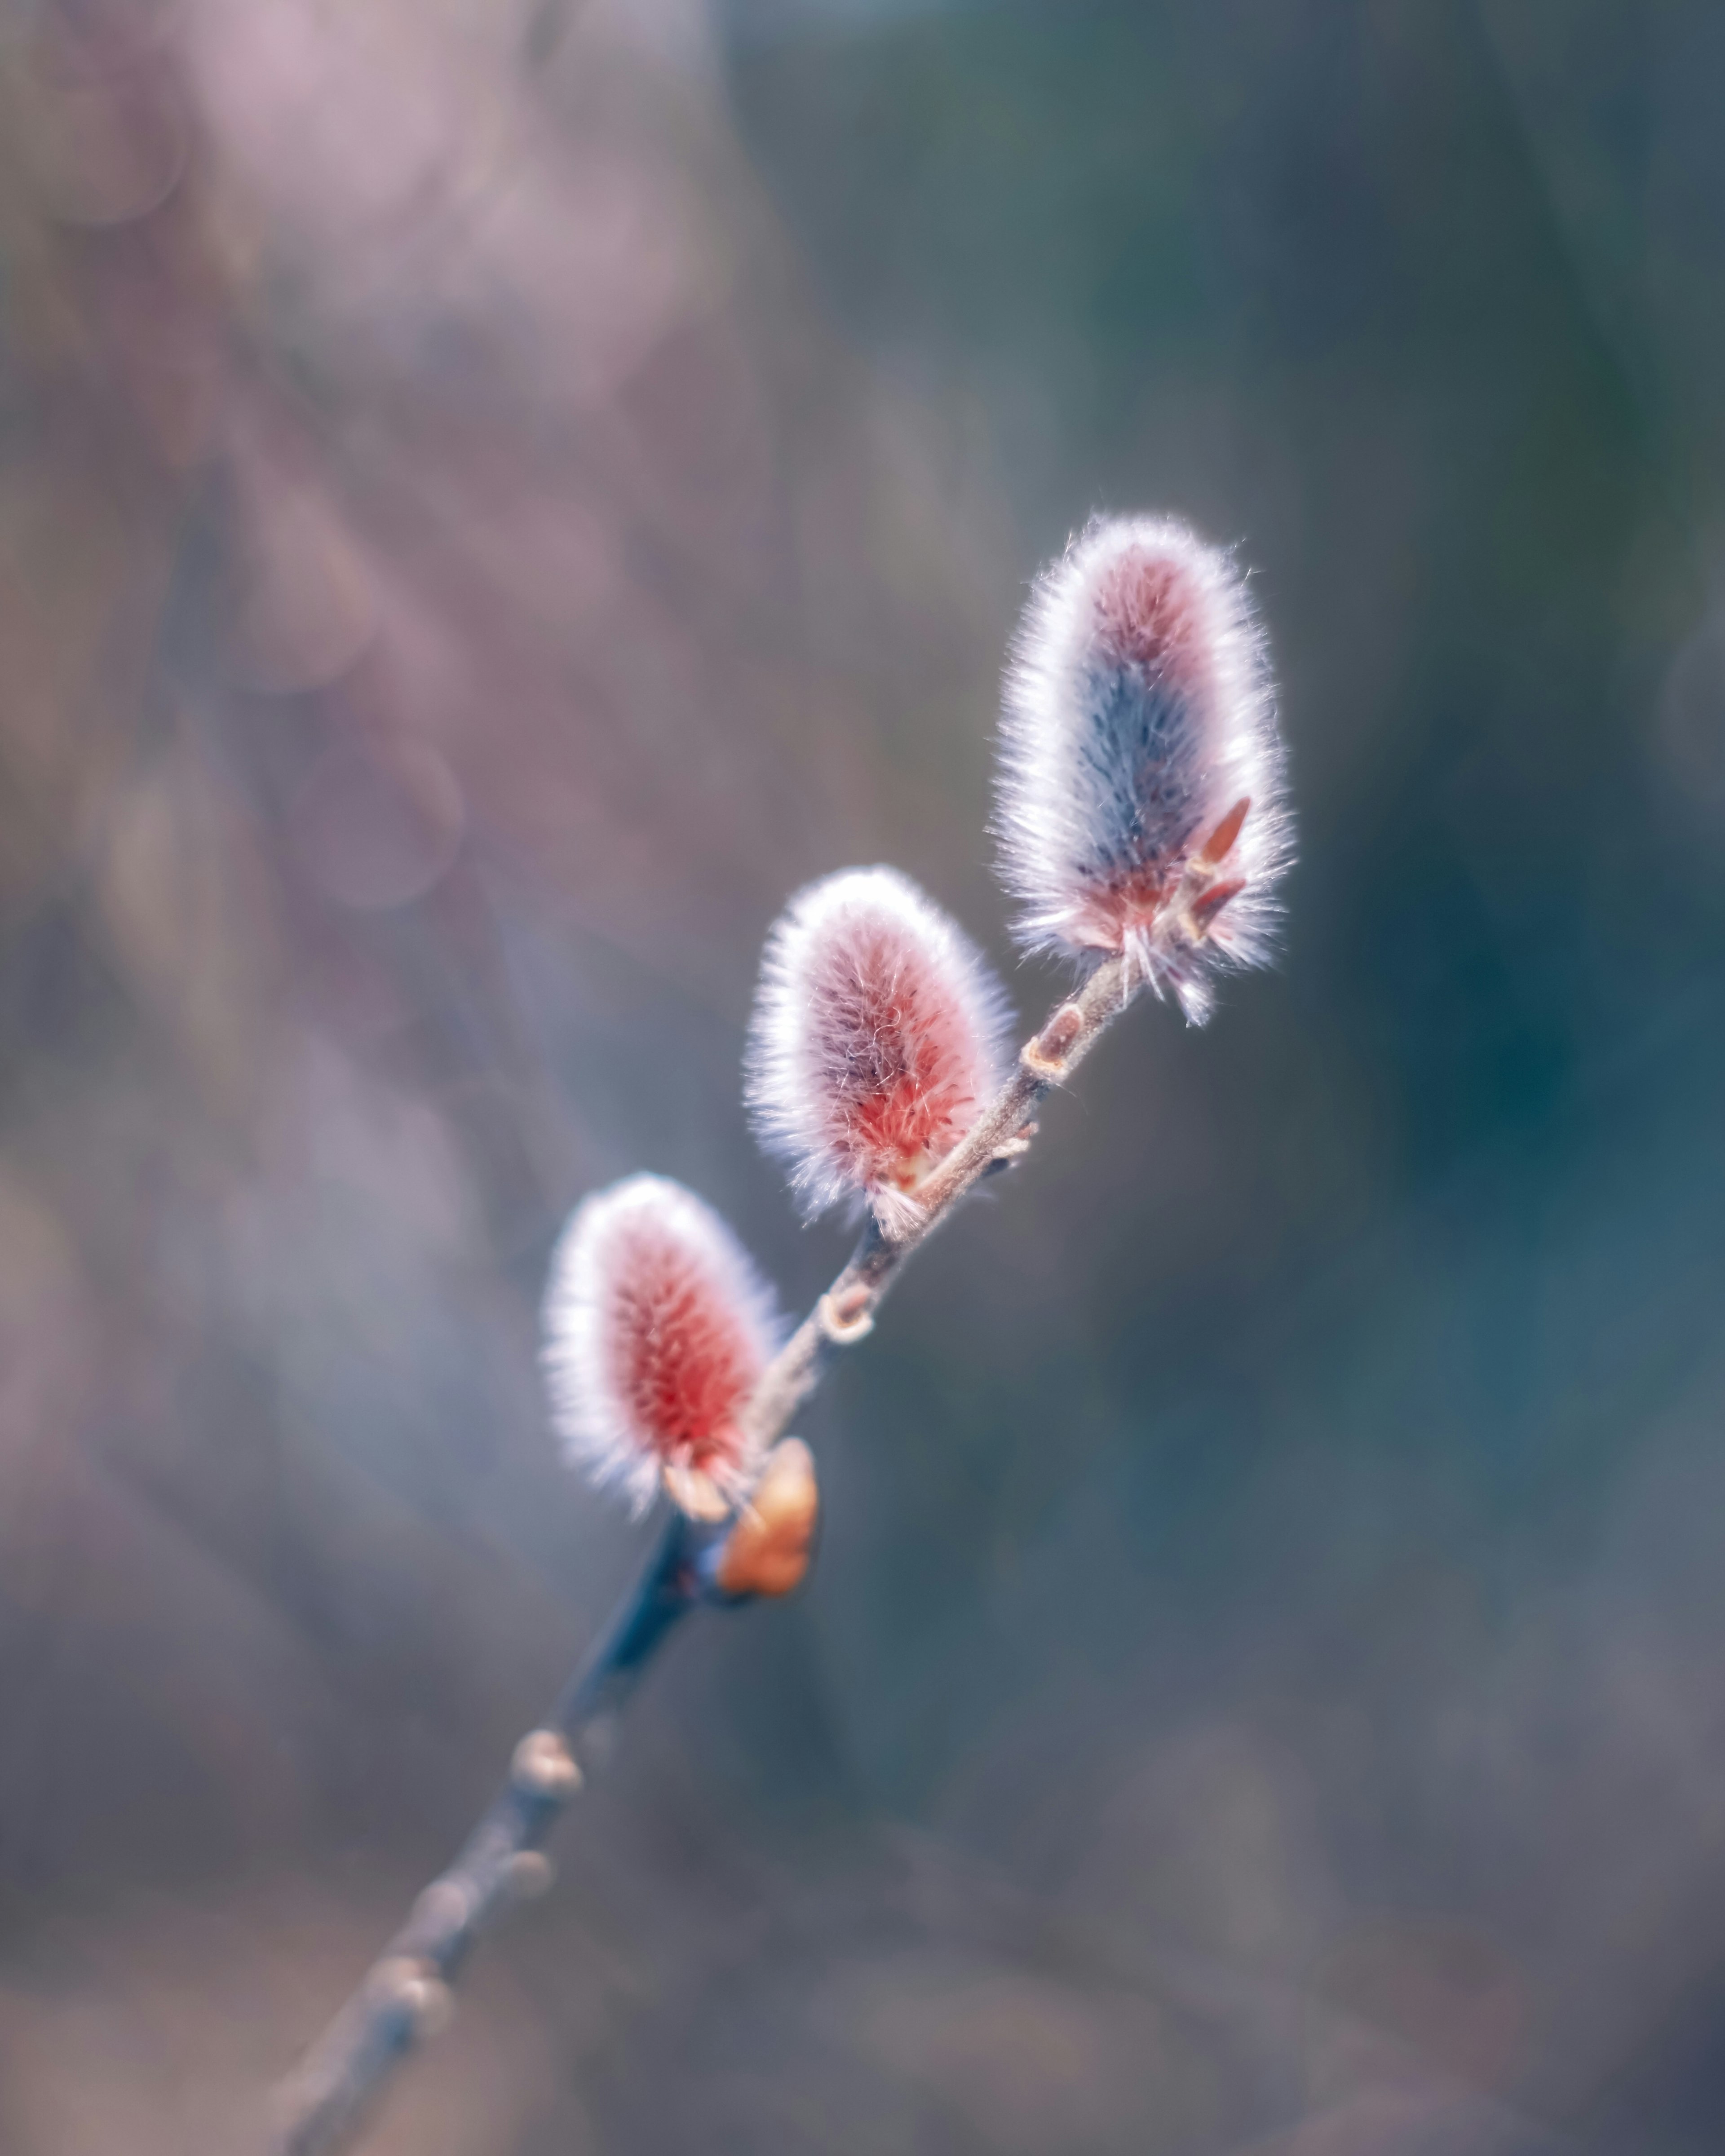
746,866,1012,1234
540,1175,781,1519
713,1437,819,1599
996,514,1291,1022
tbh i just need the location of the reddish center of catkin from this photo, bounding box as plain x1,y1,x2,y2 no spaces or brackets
815,923,982,1193
605,1229,761,1478
1066,868,1179,952
1092,551,1214,694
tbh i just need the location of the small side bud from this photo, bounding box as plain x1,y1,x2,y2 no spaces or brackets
367,1958,453,2043
746,866,1013,1232
402,1973,454,2042
995,514,1292,1021
715,1438,819,1599
819,1281,875,1343
504,1851,556,1902
1024,1002,1084,1075
540,1175,783,1517
511,1729,583,1803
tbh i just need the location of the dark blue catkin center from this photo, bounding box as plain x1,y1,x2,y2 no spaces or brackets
1072,657,1206,886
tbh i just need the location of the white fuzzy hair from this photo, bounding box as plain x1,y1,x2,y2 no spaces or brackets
996,514,1292,1021
540,1173,782,1513
745,865,1013,1231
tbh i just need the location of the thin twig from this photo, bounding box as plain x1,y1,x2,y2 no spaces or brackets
265,952,1136,2156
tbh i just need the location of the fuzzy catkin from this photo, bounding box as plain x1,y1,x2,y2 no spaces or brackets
996,514,1292,1022
540,1175,782,1517
745,866,1013,1234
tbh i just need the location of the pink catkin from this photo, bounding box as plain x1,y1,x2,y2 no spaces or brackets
746,866,1012,1233
997,514,1292,1022
541,1175,781,1515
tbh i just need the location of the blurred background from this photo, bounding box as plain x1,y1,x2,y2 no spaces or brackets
1,0,1723,2148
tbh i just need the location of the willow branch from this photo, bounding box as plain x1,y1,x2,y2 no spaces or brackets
265,951,1137,2156
265,1507,737,2156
